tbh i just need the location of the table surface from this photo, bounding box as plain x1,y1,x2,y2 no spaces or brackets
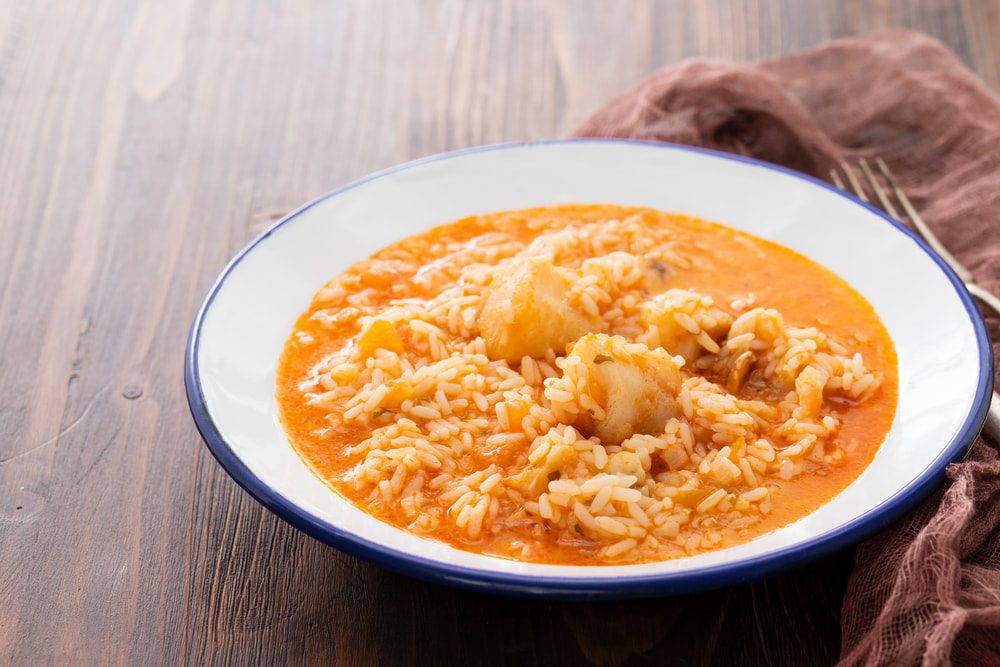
3,1,999,664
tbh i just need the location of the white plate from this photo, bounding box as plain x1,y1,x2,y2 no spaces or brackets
185,140,992,599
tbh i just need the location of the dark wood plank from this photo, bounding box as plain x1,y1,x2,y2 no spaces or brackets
0,0,996,664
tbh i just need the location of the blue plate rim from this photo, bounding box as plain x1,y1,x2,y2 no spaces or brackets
184,138,993,600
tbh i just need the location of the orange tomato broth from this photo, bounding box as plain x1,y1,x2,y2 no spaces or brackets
276,204,897,564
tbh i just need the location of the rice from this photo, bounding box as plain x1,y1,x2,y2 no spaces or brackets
282,205,893,565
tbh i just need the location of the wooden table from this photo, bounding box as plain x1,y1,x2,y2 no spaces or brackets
3,1,998,664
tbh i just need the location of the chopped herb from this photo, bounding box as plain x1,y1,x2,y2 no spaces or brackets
547,470,561,481
372,408,395,418
587,408,596,416
417,396,432,404
574,524,583,535
593,354,613,364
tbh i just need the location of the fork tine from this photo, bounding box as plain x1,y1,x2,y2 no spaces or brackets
858,158,901,221
875,158,973,283
838,160,869,202
829,168,845,190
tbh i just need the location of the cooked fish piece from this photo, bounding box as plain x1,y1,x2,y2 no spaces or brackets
479,257,602,362
640,289,733,360
642,258,671,293
568,333,683,446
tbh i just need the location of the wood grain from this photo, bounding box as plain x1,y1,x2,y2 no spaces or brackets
1,1,997,664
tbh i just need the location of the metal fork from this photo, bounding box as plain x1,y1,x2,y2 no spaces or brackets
830,157,1000,444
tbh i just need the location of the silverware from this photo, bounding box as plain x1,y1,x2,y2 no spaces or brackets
830,158,999,445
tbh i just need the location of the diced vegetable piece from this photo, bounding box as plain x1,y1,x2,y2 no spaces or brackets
358,319,404,357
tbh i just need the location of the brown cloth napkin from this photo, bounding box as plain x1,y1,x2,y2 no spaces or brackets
574,30,1000,666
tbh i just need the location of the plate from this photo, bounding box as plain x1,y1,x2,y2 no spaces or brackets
185,140,992,599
